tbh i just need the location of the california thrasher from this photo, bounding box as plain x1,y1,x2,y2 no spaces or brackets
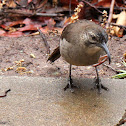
48,19,111,93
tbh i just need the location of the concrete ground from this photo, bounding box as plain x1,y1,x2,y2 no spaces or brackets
0,76,126,126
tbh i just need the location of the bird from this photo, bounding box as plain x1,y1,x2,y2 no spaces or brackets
48,19,111,93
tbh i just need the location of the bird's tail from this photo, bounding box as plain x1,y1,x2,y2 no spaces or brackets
47,46,61,62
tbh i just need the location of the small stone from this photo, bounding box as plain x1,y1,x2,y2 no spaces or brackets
30,53,35,58
29,70,34,73
116,63,121,67
87,66,91,69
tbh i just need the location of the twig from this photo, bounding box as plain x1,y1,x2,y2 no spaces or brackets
38,28,50,54
109,23,126,30
69,0,72,16
0,9,64,17
0,89,11,98
115,110,126,126
14,0,48,11
102,63,118,73
106,0,115,28
99,21,126,30
35,13,63,17
81,0,103,14
36,0,48,13
97,6,126,11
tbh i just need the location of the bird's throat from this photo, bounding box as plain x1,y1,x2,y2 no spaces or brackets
86,46,102,56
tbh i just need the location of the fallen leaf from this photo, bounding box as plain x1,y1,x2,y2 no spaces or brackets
1,31,23,37
16,67,27,72
113,11,126,37
0,29,6,35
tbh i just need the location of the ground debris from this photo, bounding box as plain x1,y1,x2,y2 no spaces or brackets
2,59,32,75
0,89,11,98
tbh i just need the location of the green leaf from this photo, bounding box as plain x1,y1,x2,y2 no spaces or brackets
111,60,126,79
117,70,126,73
112,72,126,79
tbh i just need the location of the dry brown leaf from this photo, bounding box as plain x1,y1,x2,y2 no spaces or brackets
113,11,126,37
6,0,17,8
15,59,24,67
16,67,27,72
6,67,14,71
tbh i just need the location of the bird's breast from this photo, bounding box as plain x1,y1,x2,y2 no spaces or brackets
60,38,103,66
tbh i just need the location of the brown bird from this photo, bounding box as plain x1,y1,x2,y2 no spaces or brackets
48,19,111,93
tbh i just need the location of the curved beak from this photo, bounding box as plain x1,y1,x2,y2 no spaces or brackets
97,42,111,64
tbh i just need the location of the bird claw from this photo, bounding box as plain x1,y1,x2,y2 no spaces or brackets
92,78,109,94
64,78,79,92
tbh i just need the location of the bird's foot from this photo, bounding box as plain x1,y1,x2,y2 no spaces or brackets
64,78,79,92
92,77,109,94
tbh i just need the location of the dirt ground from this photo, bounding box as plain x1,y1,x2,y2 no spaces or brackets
0,34,126,79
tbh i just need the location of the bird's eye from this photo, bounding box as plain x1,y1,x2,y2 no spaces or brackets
92,36,97,41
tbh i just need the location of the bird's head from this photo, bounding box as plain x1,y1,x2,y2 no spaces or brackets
83,27,111,64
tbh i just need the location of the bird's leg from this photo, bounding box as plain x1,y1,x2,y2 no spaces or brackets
93,66,109,93
64,64,78,92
